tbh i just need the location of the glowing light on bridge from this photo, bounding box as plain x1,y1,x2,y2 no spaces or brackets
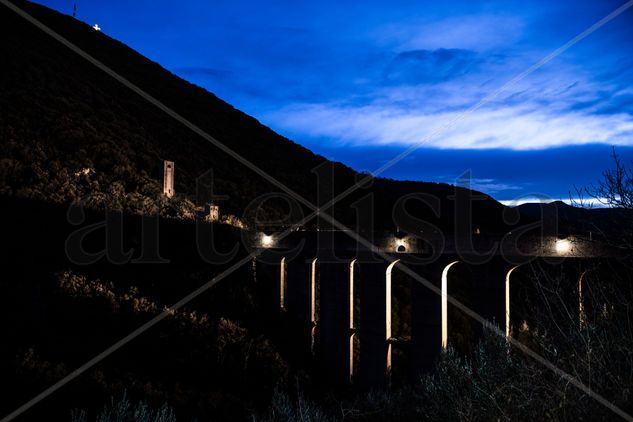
260,234,275,248
555,238,572,255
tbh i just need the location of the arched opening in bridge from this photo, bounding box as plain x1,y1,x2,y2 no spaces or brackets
310,258,318,353
348,259,357,383
349,332,356,383
279,257,286,310
441,261,460,349
349,259,357,331
505,266,520,337
385,260,400,376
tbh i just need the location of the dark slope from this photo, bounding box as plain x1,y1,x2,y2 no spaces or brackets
0,0,507,231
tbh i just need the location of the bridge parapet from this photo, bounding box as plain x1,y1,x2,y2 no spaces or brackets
256,230,616,261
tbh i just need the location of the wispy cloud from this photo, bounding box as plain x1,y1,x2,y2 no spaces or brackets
266,102,633,150
382,48,485,85
455,177,523,194
373,14,526,51
264,41,633,151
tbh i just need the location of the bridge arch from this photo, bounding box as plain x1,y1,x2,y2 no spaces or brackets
386,260,400,341
310,257,319,353
505,262,588,338
348,259,358,382
279,257,287,310
385,260,400,374
441,261,460,349
439,260,480,353
505,265,521,337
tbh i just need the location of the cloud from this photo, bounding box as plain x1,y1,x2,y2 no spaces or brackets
160,1,633,156
263,45,633,151
374,14,526,52
266,100,633,150
455,177,523,194
382,48,483,85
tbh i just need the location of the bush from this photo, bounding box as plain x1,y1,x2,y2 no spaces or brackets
70,392,176,422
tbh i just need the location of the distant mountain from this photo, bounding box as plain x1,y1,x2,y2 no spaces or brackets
0,0,508,231
515,200,632,239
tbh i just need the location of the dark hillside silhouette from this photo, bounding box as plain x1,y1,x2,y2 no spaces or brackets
0,0,507,231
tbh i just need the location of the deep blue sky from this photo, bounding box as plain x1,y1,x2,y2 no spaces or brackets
35,0,633,204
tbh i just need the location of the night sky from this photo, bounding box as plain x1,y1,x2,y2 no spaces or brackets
34,0,633,205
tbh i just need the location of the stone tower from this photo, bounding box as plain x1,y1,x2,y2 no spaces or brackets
161,160,175,198
207,203,220,222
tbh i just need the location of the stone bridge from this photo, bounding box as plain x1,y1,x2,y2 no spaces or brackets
253,230,621,388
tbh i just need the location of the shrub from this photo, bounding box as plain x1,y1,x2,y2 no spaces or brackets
70,392,176,422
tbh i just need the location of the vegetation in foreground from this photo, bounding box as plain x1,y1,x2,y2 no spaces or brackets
253,266,633,421
59,260,632,422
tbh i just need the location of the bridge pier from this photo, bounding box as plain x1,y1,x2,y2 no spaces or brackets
504,258,588,337
316,260,355,386
467,257,516,338
411,259,453,373
357,261,393,388
285,255,319,359
279,257,287,310
577,258,626,328
255,242,613,389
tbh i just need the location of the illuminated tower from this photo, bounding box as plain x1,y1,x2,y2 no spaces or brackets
206,203,220,222
161,160,175,198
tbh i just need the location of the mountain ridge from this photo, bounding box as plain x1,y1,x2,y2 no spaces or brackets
1,0,508,231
